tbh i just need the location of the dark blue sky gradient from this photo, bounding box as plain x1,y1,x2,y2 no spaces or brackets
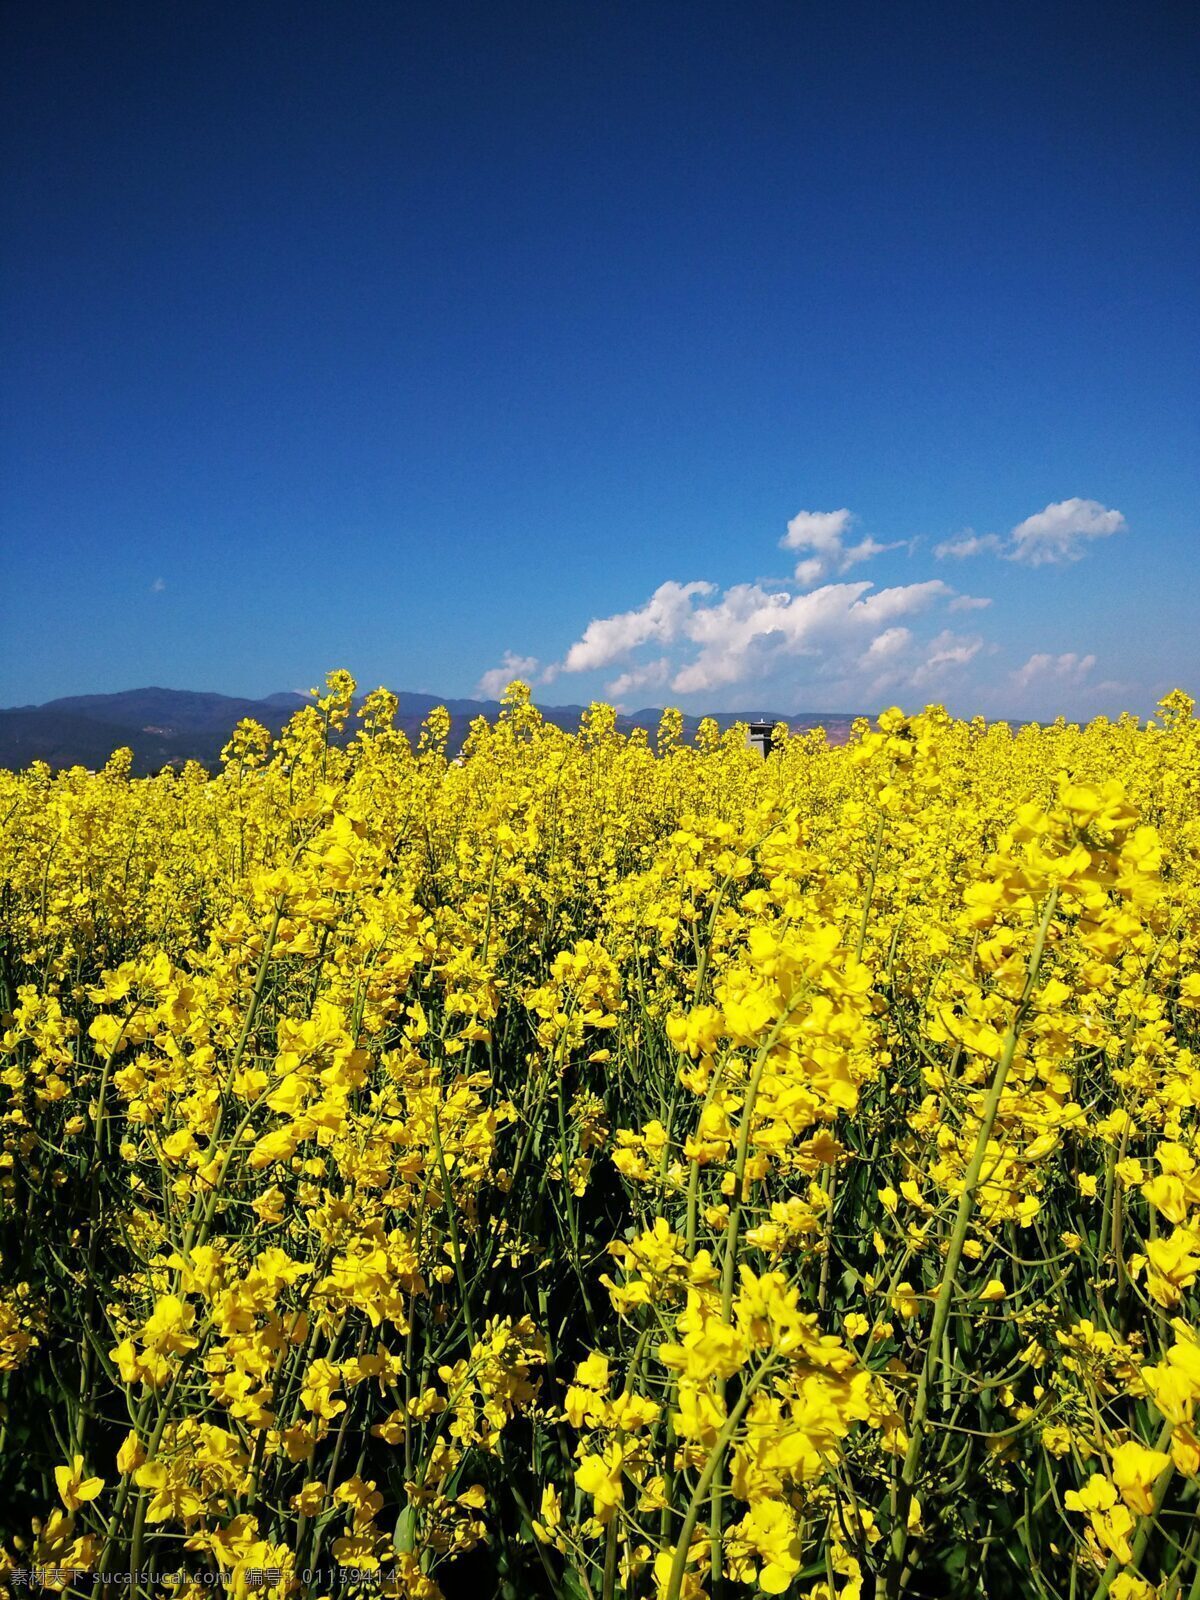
2,1,1197,713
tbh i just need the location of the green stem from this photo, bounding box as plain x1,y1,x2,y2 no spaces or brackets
660,1359,776,1600
885,886,1057,1595
856,810,886,961
1092,1420,1175,1600
430,1095,476,1347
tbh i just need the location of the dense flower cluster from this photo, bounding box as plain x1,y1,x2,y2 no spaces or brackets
1,672,1199,1599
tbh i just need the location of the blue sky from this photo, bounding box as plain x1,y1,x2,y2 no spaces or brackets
2,0,1196,719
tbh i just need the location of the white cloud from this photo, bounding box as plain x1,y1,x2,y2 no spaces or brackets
549,552,957,704
476,651,541,699
1011,650,1097,692
911,630,984,687
936,500,1126,567
841,536,890,567
561,580,715,673
858,625,985,698
607,657,672,701
1009,499,1126,565
860,626,913,665
780,508,897,587
780,508,854,554
669,578,950,694
478,502,1129,718
934,532,1004,560
853,580,950,625
151,577,167,593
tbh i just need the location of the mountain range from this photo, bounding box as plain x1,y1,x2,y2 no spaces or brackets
0,687,860,774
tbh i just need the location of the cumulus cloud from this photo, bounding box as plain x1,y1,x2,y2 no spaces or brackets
910,630,984,687
934,533,1004,560
476,651,541,699
151,577,167,593
860,626,913,666
858,626,986,699
1011,651,1097,692
792,557,827,588
1009,499,1126,565
669,578,949,694
935,500,1126,567
607,657,672,701
780,508,854,554
561,580,715,673
550,576,953,700
853,580,951,626
781,508,896,588
548,551,958,704
475,501,1125,717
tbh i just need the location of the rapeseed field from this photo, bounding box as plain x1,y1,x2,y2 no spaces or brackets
2,672,1198,1600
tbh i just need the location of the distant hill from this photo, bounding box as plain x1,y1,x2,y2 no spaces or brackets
0,686,860,774
0,689,311,774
